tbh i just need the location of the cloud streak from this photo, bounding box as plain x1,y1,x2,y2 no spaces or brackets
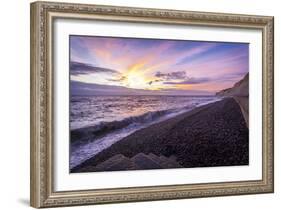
155,71,187,80
164,77,210,85
70,61,119,76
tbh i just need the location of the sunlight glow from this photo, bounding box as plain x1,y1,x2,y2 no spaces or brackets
125,72,148,89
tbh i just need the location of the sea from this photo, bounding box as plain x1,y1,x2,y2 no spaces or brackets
70,95,220,169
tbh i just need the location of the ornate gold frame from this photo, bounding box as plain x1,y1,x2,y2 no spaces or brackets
30,1,274,208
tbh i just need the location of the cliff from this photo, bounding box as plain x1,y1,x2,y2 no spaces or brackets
216,73,249,97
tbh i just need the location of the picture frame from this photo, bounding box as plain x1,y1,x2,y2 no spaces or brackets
30,1,274,208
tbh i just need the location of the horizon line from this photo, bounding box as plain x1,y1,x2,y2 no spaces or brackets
70,94,216,97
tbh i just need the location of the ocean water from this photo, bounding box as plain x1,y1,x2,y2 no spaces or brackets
70,95,219,169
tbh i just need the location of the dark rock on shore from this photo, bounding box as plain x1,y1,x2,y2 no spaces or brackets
72,98,249,173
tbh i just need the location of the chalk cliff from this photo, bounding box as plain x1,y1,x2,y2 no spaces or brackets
216,73,249,97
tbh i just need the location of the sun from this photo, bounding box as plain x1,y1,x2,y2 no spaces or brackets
126,72,148,89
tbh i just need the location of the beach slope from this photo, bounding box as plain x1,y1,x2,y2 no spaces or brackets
72,98,249,172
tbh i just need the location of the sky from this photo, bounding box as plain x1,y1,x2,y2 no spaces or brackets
70,35,249,95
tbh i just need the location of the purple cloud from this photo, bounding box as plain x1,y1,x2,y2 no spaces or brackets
155,71,187,80
70,61,119,75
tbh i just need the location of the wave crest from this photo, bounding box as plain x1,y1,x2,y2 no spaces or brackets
71,108,175,143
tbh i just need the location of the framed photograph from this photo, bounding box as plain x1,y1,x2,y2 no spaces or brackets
30,1,274,208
